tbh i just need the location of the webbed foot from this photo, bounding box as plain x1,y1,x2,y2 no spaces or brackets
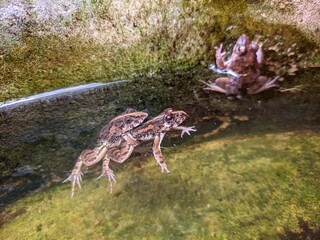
63,169,84,198
160,162,170,173
97,168,116,193
201,78,241,95
179,126,197,138
247,76,279,94
200,80,229,94
63,149,98,198
173,125,197,138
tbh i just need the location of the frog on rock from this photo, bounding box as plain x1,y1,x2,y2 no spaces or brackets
201,34,279,96
63,108,148,197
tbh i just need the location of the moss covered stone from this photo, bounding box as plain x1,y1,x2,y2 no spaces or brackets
0,0,319,102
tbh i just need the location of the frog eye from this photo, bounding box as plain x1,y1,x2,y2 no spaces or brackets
164,114,173,123
124,118,132,124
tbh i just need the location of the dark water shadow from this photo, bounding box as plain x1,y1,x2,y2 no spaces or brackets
280,218,320,240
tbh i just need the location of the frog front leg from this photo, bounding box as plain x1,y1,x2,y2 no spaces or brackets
173,125,197,138
153,133,170,173
209,44,229,75
215,44,228,69
63,145,108,197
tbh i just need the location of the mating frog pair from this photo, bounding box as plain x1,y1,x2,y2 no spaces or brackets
201,34,278,96
64,108,196,197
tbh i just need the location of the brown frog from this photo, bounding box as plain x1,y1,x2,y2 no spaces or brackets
108,108,196,171
202,34,278,96
63,108,148,197
98,108,196,192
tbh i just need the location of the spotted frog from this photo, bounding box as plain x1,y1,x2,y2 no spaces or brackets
202,34,278,96
93,108,196,193
106,108,196,174
63,108,148,197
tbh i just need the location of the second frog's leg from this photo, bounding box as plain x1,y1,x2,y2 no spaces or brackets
98,140,140,193
108,141,138,163
63,145,108,198
201,77,241,95
97,155,116,193
153,133,170,173
247,76,279,94
83,144,108,166
63,151,85,198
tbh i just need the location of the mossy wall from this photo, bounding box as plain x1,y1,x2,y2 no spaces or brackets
0,0,319,102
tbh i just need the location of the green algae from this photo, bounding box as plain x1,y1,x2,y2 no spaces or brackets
1,2,320,239
1,130,319,239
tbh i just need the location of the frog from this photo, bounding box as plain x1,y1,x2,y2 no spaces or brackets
102,108,196,181
201,34,278,96
63,108,148,197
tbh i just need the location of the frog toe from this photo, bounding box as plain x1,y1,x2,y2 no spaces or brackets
180,126,197,138
248,76,279,94
160,163,170,173
63,170,84,198
97,168,116,193
200,80,228,94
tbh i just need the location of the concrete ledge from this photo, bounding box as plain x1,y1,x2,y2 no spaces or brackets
0,80,128,111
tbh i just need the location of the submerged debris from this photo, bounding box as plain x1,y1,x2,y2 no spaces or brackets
263,37,301,78
12,165,34,177
279,85,305,93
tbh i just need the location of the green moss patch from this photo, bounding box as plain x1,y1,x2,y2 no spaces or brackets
1,130,319,239
1,0,319,102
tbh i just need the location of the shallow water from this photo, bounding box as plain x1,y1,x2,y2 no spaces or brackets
0,68,319,239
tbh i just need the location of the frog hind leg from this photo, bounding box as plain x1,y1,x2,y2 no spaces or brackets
97,142,137,192
108,141,137,163
153,133,170,173
63,150,88,198
247,76,279,94
201,79,229,94
97,155,116,193
63,145,107,197
201,77,241,95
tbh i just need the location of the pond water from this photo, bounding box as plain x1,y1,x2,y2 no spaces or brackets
0,68,319,239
